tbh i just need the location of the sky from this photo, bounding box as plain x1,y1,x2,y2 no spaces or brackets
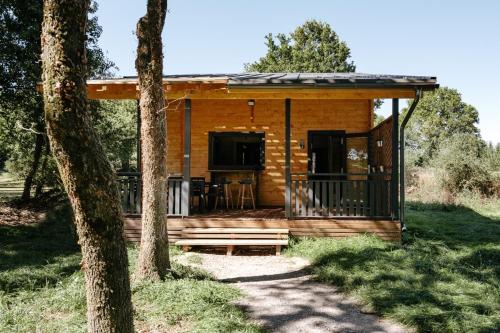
96,0,499,143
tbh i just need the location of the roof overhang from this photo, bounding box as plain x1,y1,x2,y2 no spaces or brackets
37,73,439,100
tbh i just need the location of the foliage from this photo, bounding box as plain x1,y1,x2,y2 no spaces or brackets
403,87,480,166
432,133,497,196
287,202,500,333
245,20,355,73
245,19,384,112
0,1,116,198
90,100,138,172
0,203,263,332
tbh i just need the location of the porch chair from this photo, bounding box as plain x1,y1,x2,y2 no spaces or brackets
237,178,255,209
190,177,206,212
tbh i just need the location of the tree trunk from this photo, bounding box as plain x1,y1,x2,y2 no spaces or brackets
135,0,170,280
41,1,134,332
21,121,44,200
35,140,50,197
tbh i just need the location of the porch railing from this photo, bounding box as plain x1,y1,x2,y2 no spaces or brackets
166,177,184,216
117,172,141,215
290,173,392,218
117,173,186,216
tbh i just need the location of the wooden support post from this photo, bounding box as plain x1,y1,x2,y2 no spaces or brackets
391,98,399,220
136,100,142,214
182,99,191,216
275,245,281,256
226,245,234,256
285,98,292,218
136,100,141,172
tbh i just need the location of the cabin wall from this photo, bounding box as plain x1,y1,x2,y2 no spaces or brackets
166,99,372,206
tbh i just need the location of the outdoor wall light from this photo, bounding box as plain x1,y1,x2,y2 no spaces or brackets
248,99,255,122
299,139,305,149
376,139,384,147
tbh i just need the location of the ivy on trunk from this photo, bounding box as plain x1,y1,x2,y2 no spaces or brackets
41,0,134,331
135,0,171,280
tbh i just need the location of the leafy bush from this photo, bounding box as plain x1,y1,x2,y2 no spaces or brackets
432,133,497,196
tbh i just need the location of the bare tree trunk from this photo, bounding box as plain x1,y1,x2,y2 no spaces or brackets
41,1,134,332
135,0,170,280
35,140,50,197
21,120,44,200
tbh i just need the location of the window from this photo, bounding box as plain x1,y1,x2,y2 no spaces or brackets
209,132,265,170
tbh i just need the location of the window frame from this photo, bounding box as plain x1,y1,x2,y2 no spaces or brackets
208,131,266,171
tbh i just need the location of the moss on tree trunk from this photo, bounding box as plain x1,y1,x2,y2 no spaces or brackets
135,0,171,280
41,0,134,331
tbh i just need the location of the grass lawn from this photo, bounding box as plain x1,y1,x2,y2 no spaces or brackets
0,204,263,333
286,201,500,333
0,172,24,202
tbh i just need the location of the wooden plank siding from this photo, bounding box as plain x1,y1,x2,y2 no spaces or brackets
123,215,401,243
166,99,373,206
79,83,417,100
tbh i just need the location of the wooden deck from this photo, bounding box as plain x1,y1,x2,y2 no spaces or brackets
124,208,401,243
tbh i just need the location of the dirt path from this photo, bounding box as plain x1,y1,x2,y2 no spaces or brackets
177,252,409,333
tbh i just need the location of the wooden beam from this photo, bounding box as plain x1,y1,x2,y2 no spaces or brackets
182,99,191,216
285,98,292,218
82,84,417,100
391,98,399,220
136,100,141,172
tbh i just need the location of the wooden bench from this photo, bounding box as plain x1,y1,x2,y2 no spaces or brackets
175,228,289,255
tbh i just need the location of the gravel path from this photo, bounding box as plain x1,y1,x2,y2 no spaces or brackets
177,252,409,333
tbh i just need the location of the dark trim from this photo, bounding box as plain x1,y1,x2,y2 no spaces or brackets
228,84,439,90
400,89,422,229
345,132,369,138
391,98,399,220
182,99,191,216
285,98,291,218
136,100,141,172
207,131,266,171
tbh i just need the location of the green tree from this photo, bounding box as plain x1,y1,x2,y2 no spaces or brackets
245,20,384,110
0,1,115,199
90,100,138,172
403,87,480,166
245,20,355,73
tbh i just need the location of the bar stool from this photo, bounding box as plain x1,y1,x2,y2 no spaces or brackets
222,178,234,209
214,178,233,210
237,178,255,209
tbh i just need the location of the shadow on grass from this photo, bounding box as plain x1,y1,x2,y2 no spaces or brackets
0,204,81,292
298,202,500,333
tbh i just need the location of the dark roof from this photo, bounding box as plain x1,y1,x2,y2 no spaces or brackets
120,72,439,90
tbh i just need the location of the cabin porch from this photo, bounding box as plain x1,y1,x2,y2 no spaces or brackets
123,207,401,254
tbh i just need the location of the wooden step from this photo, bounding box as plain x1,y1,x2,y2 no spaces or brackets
176,238,288,256
175,239,288,246
181,228,289,234
180,233,288,239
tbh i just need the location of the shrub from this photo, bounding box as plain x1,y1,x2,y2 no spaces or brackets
432,133,497,196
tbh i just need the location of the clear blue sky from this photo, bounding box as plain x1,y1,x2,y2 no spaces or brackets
96,0,499,143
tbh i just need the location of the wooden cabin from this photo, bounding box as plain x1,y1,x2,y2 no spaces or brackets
86,73,438,254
